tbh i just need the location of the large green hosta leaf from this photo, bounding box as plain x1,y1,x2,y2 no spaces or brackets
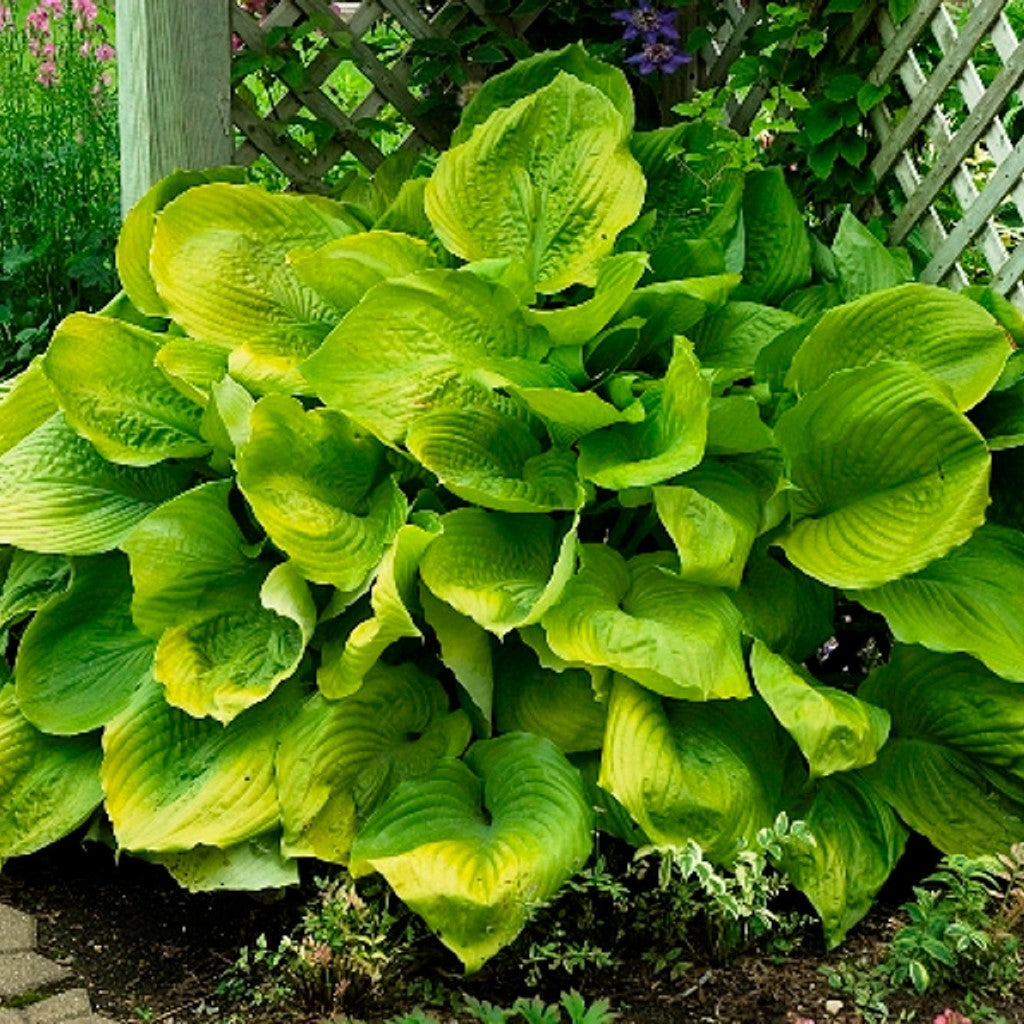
523,253,648,348
775,362,990,588
0,686,103,863
614,275,739,348
0,415,189,555
278,663,471,864
541,545,749,700
855,525,1024,681
690,302,803,382
831,208,913,301
506,384,645,448
740,167,812,303
102,677,295,852
0,358,57,456
859,645,1024,855
147,832,299,892
599,677,781,861
236,396,407,590
318,516,441,700
0,549,69,633
15,554,154,735
301,269,556,444
116,166,246,317
730,551,834,662
154,561,315,724
44,314,209,466
150,183,359,393
407,401,583,513
577,338,711,489
124,481,315,722
494,643,606,753
350,733,593,972
426,73,645,294
751,642,889,779
419,509,576,637
453,42,635,145
288,230,437,315
654,463,762,589
782,773,906,948
786,284,1009,410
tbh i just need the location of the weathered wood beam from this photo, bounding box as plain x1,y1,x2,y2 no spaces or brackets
116,0,234,215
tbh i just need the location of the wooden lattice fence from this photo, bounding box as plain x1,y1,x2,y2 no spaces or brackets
117,1,1024,307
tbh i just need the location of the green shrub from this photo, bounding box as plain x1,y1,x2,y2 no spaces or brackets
1,45,1023,976
0,0,120,375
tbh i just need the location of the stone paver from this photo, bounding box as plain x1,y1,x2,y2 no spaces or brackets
0,903,112,1024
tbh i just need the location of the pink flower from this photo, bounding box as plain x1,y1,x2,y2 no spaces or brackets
0,4,12,30
42,40,55,55
94,41,115,61
79,39,90,56
41,0,64,14
934,1011,972,1024
36,58,57,85
26,7,51,34
72,0,97,21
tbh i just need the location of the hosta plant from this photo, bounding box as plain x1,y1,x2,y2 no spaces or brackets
2,44,1023,972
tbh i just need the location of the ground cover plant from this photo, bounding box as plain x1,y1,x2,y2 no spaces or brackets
0,0,119,374
1,43,1024,982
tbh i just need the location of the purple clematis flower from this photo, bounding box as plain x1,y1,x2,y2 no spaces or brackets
612,1,679,43
625,41,692,75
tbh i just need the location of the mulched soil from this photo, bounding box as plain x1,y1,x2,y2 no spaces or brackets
1,834,1022,1024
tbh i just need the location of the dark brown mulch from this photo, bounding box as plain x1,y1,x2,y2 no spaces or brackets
1,835,1022,1024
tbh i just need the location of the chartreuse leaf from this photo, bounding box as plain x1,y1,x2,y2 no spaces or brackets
506,384,644,448
855,525,1024,681
123,480,262,638
787,284,1009,411
407,400,583,513
116,166,246,318
147,832,298,892
706,396,774,454
279,663,471,864
453,42,635,145
859,645,1024,855
690,302,802,381
542,545,749,701
102,677,295,852
0,686,102,863
741,167,812,303
654,463,762,588
0,414,189,555
350,733,593,972
494,642,606,753
571,751,648,845
155,337,233,404
150,184,359,393
288,230,437,315
599,677,780,861
0,358,56,456
154,560,315,724
318,515,442,700
730,551,834,662
15,554,154,735
426,74,645,294
577,338,711,489
236,396,407,590
775,362,990,588
420,586,495,736
0,549,69,632
419,509,576,637
782,773,906,948
523,253,648,347
200,375,255,471
43,314,209,466
301,269,555,444
751,642,889,778
614,275,739,348
831,208,912,301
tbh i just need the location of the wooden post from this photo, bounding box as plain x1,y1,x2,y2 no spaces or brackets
116,0,234,216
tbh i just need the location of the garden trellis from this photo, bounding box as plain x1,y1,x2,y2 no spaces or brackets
117,0,1024,305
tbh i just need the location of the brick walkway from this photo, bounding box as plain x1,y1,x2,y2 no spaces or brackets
0,904,112,1024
